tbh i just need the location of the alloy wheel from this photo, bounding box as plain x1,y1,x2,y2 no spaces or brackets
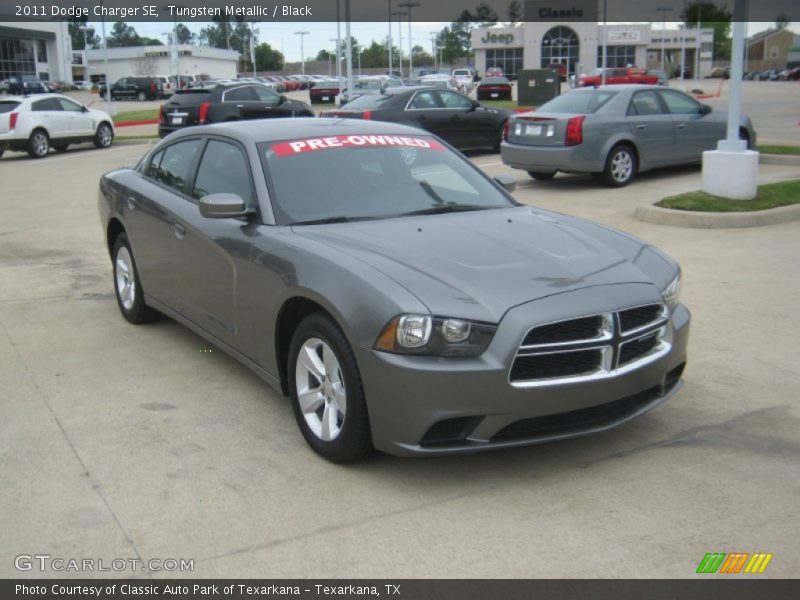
115,246,136,310
294,338,347,442
611,149,633,183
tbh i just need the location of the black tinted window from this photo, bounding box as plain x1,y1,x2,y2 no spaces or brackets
192,141,254,204
438,91,472,109
224,86,257,101
32,98,61,111
152,140,202,193
146,149,164,179
252,85,280,102
629,91,664,116
57,97,83,112
409,91,439,109
0,102,20,113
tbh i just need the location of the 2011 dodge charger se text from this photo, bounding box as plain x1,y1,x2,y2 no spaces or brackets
98,119,690,463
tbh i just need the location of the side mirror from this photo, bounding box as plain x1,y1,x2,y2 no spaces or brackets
277,94,286,105
199,193,251,219
81,105,88,112
701,104,712,115
493,173,517,193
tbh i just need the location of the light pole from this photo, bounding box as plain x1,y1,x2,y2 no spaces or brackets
344,0,353,104
429,33,437,71
679,0,687,83
656,6,673,73
295,31,309,75
251,26,259,77
387,0,393,74
99,2,112,114
601,0,608,85
330,38,340,82
392,10,407,77
398,2,420,77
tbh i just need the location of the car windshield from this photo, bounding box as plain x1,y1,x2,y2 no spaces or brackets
537,90,617,114
259,134,514,225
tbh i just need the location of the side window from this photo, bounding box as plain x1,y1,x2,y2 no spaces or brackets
146,149,164,179
152,139,202,193
252,85,280,103
409,91,439,109
660,90,702,115
224,86,257,102
116,78,128,86
32,98,61,111
192,140,254,204
438,91,473,110
628,91,664,116
56,97,83,112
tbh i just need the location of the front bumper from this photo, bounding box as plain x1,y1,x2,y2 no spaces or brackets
355,284,690,457
501,140,605,173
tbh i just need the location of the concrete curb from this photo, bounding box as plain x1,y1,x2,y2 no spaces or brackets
634,202,800,229
759,153,800,167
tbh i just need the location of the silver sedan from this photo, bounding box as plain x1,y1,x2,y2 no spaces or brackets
501,85,756,186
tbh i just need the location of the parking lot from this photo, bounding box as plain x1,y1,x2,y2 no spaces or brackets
1,86,800,579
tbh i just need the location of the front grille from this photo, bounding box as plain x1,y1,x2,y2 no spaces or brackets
510,350,602,382
522,315,603,346
619,304,663,333
511,303,669,387
492,377,679,442
619,332,659,366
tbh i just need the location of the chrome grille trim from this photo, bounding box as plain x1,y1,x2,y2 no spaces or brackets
509,303,670,388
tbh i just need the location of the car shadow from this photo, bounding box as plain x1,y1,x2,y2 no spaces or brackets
515,164,703,192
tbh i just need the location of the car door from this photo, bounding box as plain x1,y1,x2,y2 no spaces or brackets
55,96,93,136
626,90,675,166
167,137,257,349
435,90,490,148
125,139,204,311
221,85,261,119
251,84,290,117
659,89,722,162
30,97,70,139
404,90,449,138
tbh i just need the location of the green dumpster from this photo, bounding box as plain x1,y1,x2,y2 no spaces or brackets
517,69,560,107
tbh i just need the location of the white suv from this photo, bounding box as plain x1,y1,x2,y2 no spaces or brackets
0,94,115,159
452,69,476,94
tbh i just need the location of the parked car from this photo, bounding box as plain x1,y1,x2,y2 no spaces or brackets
485,67,504,78
415,75,460,91
452,69,476,93
501,85,756,186
579,68,659,87
153,76,174,98
8,75,47,95
309,80,340,103
323,87,509,152
98,118,689,462
0,94,114,158
707,66,730,79
100,77,164,101
476,77,513,101
340,76,404,104
158,82,313,138
545,63,568,81
647,70,670,86
787,66,800,81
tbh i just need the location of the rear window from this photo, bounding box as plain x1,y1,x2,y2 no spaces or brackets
338,94,395,109
537,90,617,114
0,101,20,113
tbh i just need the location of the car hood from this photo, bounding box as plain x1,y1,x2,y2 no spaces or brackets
292,207,673,323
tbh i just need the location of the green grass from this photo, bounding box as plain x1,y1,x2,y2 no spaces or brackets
113,109,159,124
757,144,800,156
658,179,800,212
116,134,159,141
479,100,536,111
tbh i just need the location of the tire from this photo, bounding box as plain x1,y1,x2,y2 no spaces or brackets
0,150,4,159
94,122,114,148
111,233,159,325
493,125,504,153
288,313,373,463
27,129,50,159
53,144,69,152
137,90,147,102
602,144,637,187
528,170,556,180
739,129,751,150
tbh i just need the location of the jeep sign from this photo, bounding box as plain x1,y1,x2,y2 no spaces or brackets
481,32,514,45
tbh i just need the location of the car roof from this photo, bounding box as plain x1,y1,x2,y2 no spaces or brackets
162,117,435,146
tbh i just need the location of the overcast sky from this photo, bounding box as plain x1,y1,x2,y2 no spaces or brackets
88,21,797,63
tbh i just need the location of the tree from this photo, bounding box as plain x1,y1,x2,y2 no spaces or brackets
474,2,498,27
775,14,789,30
173,23,195,44
106,22,142,48
139,37,164,46
68,17,100,50
411,45,433,67
198,17,234,49
255,43,284,71
315,49,332,61
507,1,522,25
682,2,732,60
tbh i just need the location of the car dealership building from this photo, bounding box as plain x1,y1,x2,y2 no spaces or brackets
471,18,714,80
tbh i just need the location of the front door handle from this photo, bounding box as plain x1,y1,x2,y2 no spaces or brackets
636,124,646,130
676,123,686,129
174,223,186,239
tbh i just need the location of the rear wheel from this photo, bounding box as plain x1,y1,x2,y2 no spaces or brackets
94,122,114,148
137,90,147,102
739,129,751,150
528,170,556,180
0,150,5,159
602,144,637,187
112,233,159,324
288,313,373,463
27,129,50,158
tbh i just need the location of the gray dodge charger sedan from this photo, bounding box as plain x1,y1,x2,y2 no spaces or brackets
98,119,690,462
501,85,756,186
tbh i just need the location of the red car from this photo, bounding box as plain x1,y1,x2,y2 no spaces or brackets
579,67,659,87
309,80,341,103
476,77,512,101
546,63,567,81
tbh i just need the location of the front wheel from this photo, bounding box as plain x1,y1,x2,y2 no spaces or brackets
112,234,159,324
137,91,147,102
288,313,373,463
94,122,114,148
602,145,637,187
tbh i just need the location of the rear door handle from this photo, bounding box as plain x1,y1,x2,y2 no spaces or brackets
174,223,186,239
676,123,686,129
636,124,646,130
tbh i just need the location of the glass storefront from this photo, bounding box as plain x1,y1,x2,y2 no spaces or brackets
1,37,37,80
541,26,580,75
485,48,523,79
597,45,636,68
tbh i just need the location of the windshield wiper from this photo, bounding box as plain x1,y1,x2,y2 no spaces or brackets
397,204,491,217
291,215,375,226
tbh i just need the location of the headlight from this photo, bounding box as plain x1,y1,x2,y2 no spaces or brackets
661,271,681,308
374,314,497,357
